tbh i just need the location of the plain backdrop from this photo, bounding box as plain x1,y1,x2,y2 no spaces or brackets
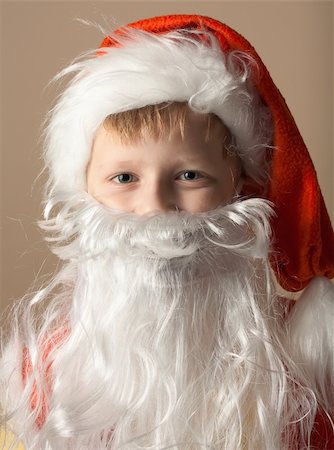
1,1,333,314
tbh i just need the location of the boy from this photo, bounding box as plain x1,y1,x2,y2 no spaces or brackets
1,14,334,450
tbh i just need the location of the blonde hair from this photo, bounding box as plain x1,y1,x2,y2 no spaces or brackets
103,102,232,151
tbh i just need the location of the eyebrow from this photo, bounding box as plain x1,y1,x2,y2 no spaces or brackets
172,157,214,166
97,160,137,170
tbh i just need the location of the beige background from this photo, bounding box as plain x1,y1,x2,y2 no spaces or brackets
1,1,333,314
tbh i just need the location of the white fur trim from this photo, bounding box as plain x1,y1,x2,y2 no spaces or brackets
287,276,334,410
44,28,273,195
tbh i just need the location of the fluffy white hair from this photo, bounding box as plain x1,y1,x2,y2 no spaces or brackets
43,27,273,196
1,194,333,449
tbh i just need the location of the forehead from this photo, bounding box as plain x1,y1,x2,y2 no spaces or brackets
93,108,227,149
92,111,227,156
102,103,228,143
90,110,229,168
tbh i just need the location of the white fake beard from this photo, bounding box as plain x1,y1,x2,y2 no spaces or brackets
3,195,316,450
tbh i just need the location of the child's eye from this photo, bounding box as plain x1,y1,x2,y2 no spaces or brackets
177,171,202,181
111,173,135,183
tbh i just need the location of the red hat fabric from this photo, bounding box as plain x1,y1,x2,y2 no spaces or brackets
100,14,334,292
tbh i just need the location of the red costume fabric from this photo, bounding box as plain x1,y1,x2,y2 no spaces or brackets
100,14,334,293
21,328,69,429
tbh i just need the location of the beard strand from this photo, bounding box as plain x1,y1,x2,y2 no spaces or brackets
2,194,317,449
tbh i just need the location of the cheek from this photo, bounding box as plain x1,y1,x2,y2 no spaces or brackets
179,189,226,213
219,159,242,199
95,192,129,211
86,166,104,199
88,183,135,213
86,169,94,194
179,172,240,213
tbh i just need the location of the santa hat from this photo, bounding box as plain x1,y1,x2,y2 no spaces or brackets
44,14,334,292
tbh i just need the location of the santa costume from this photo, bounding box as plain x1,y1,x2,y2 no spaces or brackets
1,14,334,450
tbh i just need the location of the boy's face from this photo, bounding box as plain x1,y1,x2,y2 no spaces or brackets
87,110,242,215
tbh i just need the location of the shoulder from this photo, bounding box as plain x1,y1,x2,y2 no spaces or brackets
287,276,334,337
287,277,334,444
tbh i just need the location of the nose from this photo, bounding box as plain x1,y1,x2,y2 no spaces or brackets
135,181,176,216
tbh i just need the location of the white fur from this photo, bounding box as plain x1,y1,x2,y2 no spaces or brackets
287,277,334,413
2,194,332,449
43,28,273,196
